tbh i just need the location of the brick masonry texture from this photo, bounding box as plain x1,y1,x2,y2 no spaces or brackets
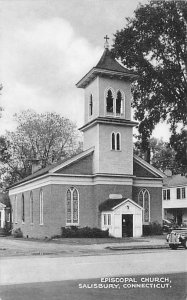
10,185,53,238
10,182,135,238
133,161,157,178
132,186,162,224
56,154,93,175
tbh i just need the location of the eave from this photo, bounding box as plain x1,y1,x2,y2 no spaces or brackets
79,117,138,132
76,67,138,89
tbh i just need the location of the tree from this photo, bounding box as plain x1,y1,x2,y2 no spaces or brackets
0,110,82,188
170,129,187,174
134,137,181,174
112,1,187,166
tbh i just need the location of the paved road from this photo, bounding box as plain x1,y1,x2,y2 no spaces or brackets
0,249,186,285
0,273,186,300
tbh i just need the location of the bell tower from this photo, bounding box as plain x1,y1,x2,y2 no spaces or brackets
76,38,138,176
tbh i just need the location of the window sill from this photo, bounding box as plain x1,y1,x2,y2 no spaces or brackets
106,113,124,117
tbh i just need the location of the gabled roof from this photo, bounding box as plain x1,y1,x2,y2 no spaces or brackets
133,155,166,179
163,174,187,187
99,197,143,212
76,48,138,88
10,147,94,188
49,147,94,173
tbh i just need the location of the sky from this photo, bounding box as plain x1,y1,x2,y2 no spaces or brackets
0,0,170,140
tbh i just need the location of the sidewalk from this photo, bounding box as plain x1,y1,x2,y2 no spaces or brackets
104,236,168,250
0,235,169,257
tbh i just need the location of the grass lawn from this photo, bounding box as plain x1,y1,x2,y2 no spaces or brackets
4,234,166,246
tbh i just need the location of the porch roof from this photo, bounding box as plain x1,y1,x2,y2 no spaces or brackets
99,198,128,211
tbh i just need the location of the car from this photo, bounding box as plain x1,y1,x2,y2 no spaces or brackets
162,219,175,233
167,228,187,250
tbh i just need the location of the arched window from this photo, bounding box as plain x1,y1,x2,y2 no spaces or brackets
138,189,150,223
111,132,121,151
116,133,121,150
39,189,44,225
106,89,114,114
30,191,34,224
89,94,93,116
116,91,122,115
112,132,115,150
21,193,25,223
66,187,79,225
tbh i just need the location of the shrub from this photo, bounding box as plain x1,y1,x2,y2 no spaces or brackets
3,222,12,236
12,228,23,238
61,226,109,238
143,222,163,236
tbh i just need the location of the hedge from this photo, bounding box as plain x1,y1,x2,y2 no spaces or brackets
143,221,163,236
61,226,109,238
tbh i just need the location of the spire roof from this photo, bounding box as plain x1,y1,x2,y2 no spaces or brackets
95,48,132,73
76,48,138,88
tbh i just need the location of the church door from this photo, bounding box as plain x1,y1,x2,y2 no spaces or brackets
122,214,133,237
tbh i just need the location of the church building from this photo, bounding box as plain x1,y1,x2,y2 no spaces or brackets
9,40,165,239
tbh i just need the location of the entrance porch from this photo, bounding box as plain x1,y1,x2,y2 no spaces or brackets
99,196,143,238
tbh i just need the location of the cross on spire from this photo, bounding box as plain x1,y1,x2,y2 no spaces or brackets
104,35,109,43
104,35,110,49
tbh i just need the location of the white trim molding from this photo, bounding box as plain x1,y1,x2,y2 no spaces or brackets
9,174,134,195
50,147,95,173
133,178,163,187
134,155,166,178
112,198,143,211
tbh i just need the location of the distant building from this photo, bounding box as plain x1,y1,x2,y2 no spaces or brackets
9,43,165,239
162,174,187,226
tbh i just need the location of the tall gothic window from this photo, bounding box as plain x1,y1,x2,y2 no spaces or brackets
66,187,79,225
30,191,34,224
112,132,115,150
89,94,93,116
106,89,114,113
111,132,121,151
14,195,18,223
116,91,122,114
21,193,25,223
138,189,150,223
39,189,44,225
116,133,120,150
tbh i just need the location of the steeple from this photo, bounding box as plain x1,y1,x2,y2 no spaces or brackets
76,38,138,175
76,45,137,89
